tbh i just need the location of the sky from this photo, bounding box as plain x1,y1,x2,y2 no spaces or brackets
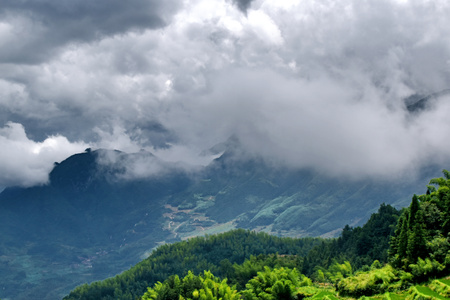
1,0,450,188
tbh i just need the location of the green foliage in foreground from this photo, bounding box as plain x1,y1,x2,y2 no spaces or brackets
333,258,450,298
142,271,240,300
228,253,303,290
333,170,450,298
389,170,450,281
64,229,321,300
142,267,313,300
337,264,398,297
141,266,450,300
242,267,311,300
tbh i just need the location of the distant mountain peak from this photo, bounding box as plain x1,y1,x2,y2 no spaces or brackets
406,89,450,113
48,148,161,188
201,135,241,157
49,149,99,188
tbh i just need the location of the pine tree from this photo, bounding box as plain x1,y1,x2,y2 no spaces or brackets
397,214,409,260
409,194,419,227
406,210,427,263
389,215,403,258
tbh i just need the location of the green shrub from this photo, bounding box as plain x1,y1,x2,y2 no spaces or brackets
295,286,322,298
409,258,445,282
142,271,240,300
337,265,397,297
242,267,311,300
324,261,353,284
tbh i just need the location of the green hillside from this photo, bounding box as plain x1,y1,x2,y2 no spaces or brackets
64,202,401,299
64,170,450,300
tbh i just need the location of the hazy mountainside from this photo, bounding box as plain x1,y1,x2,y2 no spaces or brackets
170,146,435,237
0,145,445,299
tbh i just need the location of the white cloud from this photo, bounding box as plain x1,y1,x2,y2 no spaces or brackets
247,10,283,46
0,122,89,187
93,125,146,153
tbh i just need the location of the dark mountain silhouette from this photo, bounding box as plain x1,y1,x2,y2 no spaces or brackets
406,89,450,113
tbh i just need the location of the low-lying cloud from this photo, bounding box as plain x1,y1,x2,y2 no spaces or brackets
0,122,88,187
1,0,450,187
95,146,218,182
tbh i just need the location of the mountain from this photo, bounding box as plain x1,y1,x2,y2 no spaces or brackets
405,89,450,113
0,145,444,299
0,149,191,299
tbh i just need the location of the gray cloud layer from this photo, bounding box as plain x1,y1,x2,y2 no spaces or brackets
232,0,255,13
0,0,181,63
1,0,450,187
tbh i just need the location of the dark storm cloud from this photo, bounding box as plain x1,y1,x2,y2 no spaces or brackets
0,0,181,64
1,0,450,187
232,0,255,14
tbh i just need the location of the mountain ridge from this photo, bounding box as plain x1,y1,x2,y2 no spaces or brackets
0,146,446,299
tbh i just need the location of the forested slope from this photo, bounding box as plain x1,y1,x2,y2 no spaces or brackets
64,230,321,299
65,170,450,300
64,202,401,299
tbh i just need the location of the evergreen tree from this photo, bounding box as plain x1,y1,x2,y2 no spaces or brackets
397,214,409,260
389,170,450,274
409,194,419,227
406,210,427,263
389,214,403,257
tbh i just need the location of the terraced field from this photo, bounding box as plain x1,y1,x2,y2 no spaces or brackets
385,293,407,300
295,277,450,300
429,279,450,298
387,277,450,300
408,285,447,300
